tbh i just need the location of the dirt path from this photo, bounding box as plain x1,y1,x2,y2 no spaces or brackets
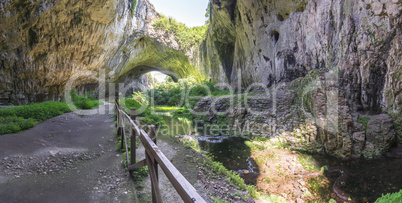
0,103,138,202
0,103,253,203
135,135,210,202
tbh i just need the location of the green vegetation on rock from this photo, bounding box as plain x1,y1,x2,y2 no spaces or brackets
358,116,371,131
147,76,231,108
153,15,209,50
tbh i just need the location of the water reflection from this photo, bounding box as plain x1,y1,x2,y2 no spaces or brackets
195,135,259,185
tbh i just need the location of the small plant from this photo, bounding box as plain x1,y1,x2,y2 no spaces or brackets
358,116,371,131
375,189,402,203
211,197,228,203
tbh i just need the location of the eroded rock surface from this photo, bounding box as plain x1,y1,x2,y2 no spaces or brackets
192,0,401,157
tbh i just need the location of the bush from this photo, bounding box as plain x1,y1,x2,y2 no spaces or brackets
375,189,402,203
71,90,102,110
120,98,165,127
147,78,232,107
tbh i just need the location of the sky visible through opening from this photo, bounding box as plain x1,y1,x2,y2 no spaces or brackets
150,0,209,27
150,71,168,83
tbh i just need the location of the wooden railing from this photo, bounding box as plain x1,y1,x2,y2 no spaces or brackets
114,101,206,203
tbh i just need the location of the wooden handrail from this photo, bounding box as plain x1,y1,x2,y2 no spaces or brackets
115,101,206,203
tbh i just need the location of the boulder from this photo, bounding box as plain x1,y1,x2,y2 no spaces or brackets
363,114,396,158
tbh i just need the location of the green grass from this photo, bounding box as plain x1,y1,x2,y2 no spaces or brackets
201,155,260,199
0,101,71,121
0,91,102,135
0,116,36,135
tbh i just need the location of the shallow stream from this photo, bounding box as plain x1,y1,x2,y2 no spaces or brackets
162,115,402,201
195,135,402,202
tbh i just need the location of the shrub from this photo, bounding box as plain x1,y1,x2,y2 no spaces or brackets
375,189,402,203
147,78,232,107
70,90,102,110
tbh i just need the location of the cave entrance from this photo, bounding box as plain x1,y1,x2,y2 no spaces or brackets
117,67,180,98
149,71,170,84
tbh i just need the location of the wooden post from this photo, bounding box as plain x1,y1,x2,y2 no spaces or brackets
119,114,124,150
130,108,136,165
115,99,118,127
115,100,123,150
146,151,162,203
149,125,156,144
148,125,160,203
148,125,159,202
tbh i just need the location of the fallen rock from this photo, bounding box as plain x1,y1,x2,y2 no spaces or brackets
363,114,396,158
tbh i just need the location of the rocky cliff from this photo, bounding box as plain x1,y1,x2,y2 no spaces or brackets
0,0,201,104
193,0,401,158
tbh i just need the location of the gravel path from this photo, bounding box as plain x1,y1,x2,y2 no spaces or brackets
0,104,138,203
0,103,253,203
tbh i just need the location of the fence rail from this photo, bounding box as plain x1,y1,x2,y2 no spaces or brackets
115,101,205,203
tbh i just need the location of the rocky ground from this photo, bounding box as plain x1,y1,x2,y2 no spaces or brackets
0,103,254,203
0,104,138,202
133,132,254,203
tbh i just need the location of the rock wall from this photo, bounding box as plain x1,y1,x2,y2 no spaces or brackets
0,0,201,104
193,0,401,157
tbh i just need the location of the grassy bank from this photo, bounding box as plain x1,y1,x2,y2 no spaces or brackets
0,91,102,135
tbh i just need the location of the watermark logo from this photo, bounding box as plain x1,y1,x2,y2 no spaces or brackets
64,67,340,138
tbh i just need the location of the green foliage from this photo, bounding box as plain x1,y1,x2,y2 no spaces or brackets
130,0,137,17
0,91,102,135
120,98,165,127
83,91,98,100
212,197,228,203
258,194,288,203
0,101,71,121
153,15,208,50
307,175,333,202
358,116,371,131
117,135,148,184
375,189,402,203
132,91,148,105
131,162,148,183
148,77,232,108
0,116,36,135
140,112,165,126
70,90,102,110
172,108,192,120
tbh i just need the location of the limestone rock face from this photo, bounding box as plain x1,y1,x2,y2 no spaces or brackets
0,0,199,104
192,0,401,157
363,114,396,157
